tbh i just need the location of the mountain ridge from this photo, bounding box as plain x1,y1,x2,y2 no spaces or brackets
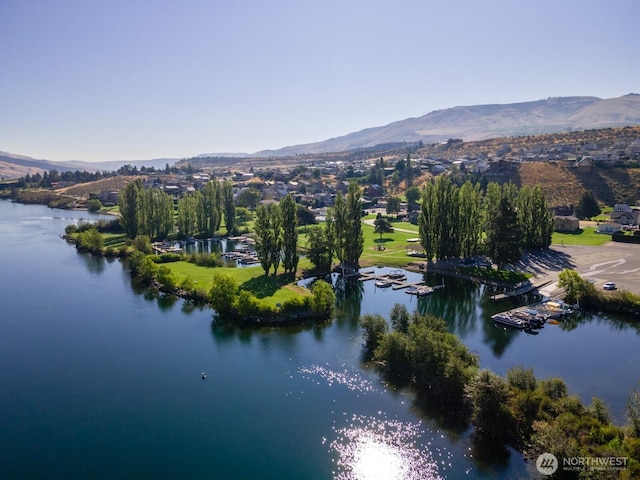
250,94,640,156
2,93,639,179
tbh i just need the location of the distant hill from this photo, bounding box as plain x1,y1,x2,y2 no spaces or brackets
252,93,640,156
0,152,180,181
3,93,640,179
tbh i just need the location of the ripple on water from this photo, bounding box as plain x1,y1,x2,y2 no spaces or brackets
298,364,376,394
329,415,444,480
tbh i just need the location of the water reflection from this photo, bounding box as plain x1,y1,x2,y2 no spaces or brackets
77,250,106,274
329,415,444,480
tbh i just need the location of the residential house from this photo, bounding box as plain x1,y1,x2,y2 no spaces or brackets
554,216,580,232
597,223,622,234
610,204,640,225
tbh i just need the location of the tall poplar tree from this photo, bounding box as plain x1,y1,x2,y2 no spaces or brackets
222,180,236,235
254,204,273,275
418,181,437,261
458,181,483,258
118,179,142,238
486,196,523,269
280,194,299,274
332,192,346,264
344,181,364,266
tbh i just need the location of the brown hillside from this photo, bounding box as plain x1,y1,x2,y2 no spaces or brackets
57,176,143,198
506,163,640,207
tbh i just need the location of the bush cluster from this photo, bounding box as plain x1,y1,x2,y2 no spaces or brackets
359,304,640,476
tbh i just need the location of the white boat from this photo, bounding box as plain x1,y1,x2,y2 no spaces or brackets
416,286,434,296
491,313,526,329
375,279,392,288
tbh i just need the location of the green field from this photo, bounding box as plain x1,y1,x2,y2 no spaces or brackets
551,227,611,246
165,259,313,306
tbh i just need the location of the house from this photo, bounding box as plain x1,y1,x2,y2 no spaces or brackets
555,216,580,232
574,156,593,171
610,204,640,225
597,223,622,234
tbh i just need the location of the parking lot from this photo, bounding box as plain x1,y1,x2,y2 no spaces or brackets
530,242,640,296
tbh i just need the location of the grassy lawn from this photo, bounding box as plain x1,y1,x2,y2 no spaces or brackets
165,259,312,306
360,222,422,267
551,227,612,246
103,233,128,248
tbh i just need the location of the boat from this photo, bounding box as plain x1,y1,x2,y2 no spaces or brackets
491,313,527,329
375,279,392,288
415,286,434,296
387,269,407,280
405,285,434,296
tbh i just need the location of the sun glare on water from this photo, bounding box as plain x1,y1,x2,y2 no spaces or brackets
330,416,442,480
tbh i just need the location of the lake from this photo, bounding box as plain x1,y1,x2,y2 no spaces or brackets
1,199,638,479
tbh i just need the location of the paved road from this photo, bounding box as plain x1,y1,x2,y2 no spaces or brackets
524,242,640,296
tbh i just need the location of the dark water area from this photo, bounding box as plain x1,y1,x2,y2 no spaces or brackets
1,200,638,479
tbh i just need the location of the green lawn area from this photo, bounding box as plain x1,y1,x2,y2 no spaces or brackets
103,233,128,248
551,227,611,246
165,259,313,306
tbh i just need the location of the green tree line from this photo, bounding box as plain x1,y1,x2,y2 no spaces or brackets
118,178,236,240
419,177,554,267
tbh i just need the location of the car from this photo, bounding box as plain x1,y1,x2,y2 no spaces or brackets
603,282,617,290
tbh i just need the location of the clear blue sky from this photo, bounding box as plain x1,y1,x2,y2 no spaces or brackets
1,0,638,162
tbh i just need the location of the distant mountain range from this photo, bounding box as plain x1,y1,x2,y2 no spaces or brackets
248,93,640,157
2,93,639,179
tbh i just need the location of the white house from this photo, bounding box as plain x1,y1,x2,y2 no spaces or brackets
597,223,622,234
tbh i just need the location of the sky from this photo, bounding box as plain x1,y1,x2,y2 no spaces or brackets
1,0,639,162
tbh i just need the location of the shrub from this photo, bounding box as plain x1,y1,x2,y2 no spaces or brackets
87,198,102,212
153,253,183,263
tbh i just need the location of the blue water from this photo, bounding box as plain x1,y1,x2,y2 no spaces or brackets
1,200,637,479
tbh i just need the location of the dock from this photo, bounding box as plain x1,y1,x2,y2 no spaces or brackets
491,300,575,331
357,270,444,292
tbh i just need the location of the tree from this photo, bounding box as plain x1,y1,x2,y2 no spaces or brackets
296,204,316,227
208,272,238,315
222,180,236,235
485,197,523,269
389,303,410,333
405,154,414,186
202,180,221,236
237,188,262,210
343,182,364,266
466,369,516,443
405,186,421,212
280,194,299,274
373,214,394,242
386,196,401,215
419,181,437,261
458,181,483,258
627,382,640,437
254,204,274,275
575,190,601,220
118,179,142,238
269,204,283,275
332,192,346,264
557,269,596,304
306,225,333,271
177,192,198,237
359,314,388,356
310,280,335,314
